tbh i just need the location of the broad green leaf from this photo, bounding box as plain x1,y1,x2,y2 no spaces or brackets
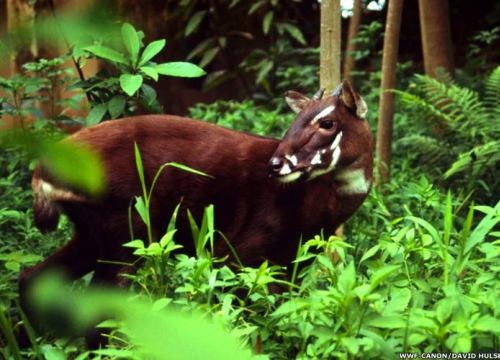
473,315,500,333
140,39,166,65
185,11,207,36
40,140,104,195
140,66,159,81
120,73,143,96
134,196,148,225
369,265,400,291
2,131,105,195
31,275,254,359
366,315,406,329
85,45,128,65
360,244,380,263
86,103,108,125
156,62,206,78
272,300,309,317
108,96,126,119
123,239,145,249
263,11,273,34
337,261,356,295
121,23,141,64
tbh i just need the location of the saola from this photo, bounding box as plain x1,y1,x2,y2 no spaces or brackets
20,80,373,344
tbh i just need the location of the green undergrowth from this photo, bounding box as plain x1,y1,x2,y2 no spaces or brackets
0,148,498,359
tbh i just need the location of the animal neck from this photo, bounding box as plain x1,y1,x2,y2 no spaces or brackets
333,161,372,196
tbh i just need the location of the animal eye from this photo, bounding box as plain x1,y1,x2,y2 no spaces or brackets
319,120,334,129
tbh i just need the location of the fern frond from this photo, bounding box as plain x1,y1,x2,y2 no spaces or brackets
484,66,500,120
415,74,487,126
396,135,454,165
445,140,500,179
393,90,454,124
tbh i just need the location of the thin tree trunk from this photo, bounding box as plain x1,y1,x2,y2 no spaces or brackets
342,0,362,82
320,0,341,93
320,0,342,236
7,0,37,73
375,0,404,186
418,0,454,79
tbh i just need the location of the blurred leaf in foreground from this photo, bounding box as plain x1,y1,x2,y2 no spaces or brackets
30,272,256,360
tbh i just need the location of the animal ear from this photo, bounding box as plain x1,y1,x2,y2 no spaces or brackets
285,91,311,113
333,80,368,119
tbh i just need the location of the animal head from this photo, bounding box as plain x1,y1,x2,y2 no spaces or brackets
269,80,371,183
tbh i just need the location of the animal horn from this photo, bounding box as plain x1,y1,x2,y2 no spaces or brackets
312,88,325,100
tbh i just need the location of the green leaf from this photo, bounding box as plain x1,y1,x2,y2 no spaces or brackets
134,196,148,225
281,23,306,45
40,140,105,195
166,162,212,178
337,261,356,295
366,315,406,329
86,103,108,125
156,62,206,78
185,11,207,36
84,45,128,66
121,23,141,65
108,96,126,119
120,74,143,96
263,11,273,34
369,265,400,291
123,239,145,249
199,47,220,68
140,66,159,81
140,39,166,65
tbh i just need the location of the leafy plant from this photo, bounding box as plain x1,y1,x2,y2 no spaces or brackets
77,22,206,124
394,67,500,203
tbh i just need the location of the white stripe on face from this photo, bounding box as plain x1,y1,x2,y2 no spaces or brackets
285,154,298,167
330,131,343,150
311,105,335,124
279,163,292,175
310,151,322,165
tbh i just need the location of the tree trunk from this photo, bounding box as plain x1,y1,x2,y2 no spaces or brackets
320,0,342,236
342,0,362,82
320,0,341,93
6,0,37,73
375,0,404,186
418,0,454,79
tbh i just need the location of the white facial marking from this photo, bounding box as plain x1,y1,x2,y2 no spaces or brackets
330,131,343,150
335,168,371,195
310,151,322,165
279,163,292,175
277,171,302,183
311,105,335,124
38,180,86,202
285,154,298,167
309,146,342,180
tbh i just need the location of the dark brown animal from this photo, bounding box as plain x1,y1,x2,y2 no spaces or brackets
19,80,372,342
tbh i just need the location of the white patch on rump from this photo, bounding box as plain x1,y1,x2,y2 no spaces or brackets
311,105,335,124
334,168,371,195
36,179,86,202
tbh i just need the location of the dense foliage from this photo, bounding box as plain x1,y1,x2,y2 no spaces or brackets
0,9,499,360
